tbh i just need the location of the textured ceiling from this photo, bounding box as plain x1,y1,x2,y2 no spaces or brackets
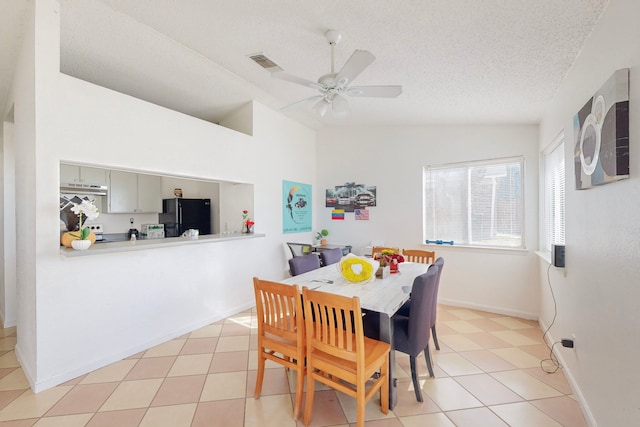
2,0,609,129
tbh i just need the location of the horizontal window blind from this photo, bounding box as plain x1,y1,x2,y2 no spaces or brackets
424,157,524,249
544,140,565,250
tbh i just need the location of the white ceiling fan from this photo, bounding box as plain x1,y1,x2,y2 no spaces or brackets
272,30,403,117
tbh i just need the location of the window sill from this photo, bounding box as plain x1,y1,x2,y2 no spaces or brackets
422,243,528,255
535,250,552,264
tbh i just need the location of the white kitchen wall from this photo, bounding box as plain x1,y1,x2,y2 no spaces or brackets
8,0,316,392
538,0,640,425
316,126,540,319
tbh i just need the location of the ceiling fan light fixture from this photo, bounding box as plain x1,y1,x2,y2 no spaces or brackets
332,94,349,114
313,98,330,117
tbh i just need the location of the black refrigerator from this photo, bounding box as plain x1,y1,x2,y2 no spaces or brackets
159,198,212,237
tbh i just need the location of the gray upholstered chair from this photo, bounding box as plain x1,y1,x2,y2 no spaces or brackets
396,257,445,350
289,254,321,276
392,265,439,402
319,248,343,266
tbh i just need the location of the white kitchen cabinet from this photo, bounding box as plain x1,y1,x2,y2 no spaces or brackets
137,173,162,213
60,164,108,185
108,170,162,213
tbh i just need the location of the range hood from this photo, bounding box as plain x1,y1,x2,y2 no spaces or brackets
60,182,108,196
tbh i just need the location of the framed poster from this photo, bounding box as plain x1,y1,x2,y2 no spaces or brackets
573,69,629,190
283,180,312,234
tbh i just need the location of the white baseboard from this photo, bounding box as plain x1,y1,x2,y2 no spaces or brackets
20,301,255,393
538,319,597,427
438,297,538,321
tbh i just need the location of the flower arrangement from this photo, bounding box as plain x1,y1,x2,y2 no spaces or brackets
337,254,377,283
374,249,405,268
70,199,99,240
242,209,254,233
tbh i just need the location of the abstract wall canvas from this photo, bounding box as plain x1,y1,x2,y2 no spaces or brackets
573,69,629,190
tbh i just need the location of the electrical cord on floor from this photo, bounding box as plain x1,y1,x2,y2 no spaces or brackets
540,263,562,374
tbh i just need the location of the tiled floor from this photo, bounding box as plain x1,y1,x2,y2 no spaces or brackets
0,305,587,426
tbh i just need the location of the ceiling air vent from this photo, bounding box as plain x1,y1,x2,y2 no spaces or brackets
248,53,283,72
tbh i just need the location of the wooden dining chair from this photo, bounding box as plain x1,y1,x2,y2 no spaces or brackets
302,287,389,427
371,246,399,258
253,278,305,419
402,249,436,264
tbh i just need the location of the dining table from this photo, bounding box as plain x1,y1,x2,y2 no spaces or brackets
277,260,431,409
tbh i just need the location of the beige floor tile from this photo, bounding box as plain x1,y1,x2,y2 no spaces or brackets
179,337,218,355
125,356,176,380
438,335,483,352
0,351,20,369
248,367,291,397
520,343,553,360
167,354,212,377
192,399,245,427
335,391,395,424
490,348,542,369
490,330,541,346
522,367,572,395
453,374,523,405
143,339,186,358
85,408,146,427
221,322,253,336
139,403,197,427
420,378,483,412
464,332,512,349
216,336,250,353
531,396,588,427
244,393,296,427
0,389,26,410
200,371,247,401
490,401,563,426
189,324,222,338
0,338,17,352
432,353,483,377
445,407,509,426
151,374,206,406
46,382,118,416
0,369,30,391
79,360,137,385
442,320,484,334
248,350,283,370
490,317,533,330
468,318,510,332
32,413,93,427
448,309,484,321
392,380,441,417
491,370,563,400
99,379,163,411
0,387,73,421
397,412,456,427
298,389,348,427
458,350,517,372
209,351,249,373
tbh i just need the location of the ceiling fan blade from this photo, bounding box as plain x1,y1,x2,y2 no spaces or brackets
272,72,323,90
281,95,324,112
335,49,375,87
346,85,403,98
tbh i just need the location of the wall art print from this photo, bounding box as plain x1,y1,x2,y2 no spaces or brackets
573,68,629,190
325,182,377,213
283,180,312,234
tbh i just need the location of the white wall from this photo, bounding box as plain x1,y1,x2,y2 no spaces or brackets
317,126,540,319
538,0,640,425
8,0,316,391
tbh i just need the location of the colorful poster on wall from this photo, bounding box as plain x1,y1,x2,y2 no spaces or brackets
325,182,377,212
573,68,629,190
283,180,312,234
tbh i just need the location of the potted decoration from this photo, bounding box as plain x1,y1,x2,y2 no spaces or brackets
316,229,329,246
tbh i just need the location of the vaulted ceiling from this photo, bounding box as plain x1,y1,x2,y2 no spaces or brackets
1,0,610,129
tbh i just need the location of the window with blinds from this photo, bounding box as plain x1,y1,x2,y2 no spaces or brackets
423,157,524,249
543,137,566,251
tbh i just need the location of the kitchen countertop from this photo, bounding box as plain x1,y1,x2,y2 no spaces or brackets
60,232,265,257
